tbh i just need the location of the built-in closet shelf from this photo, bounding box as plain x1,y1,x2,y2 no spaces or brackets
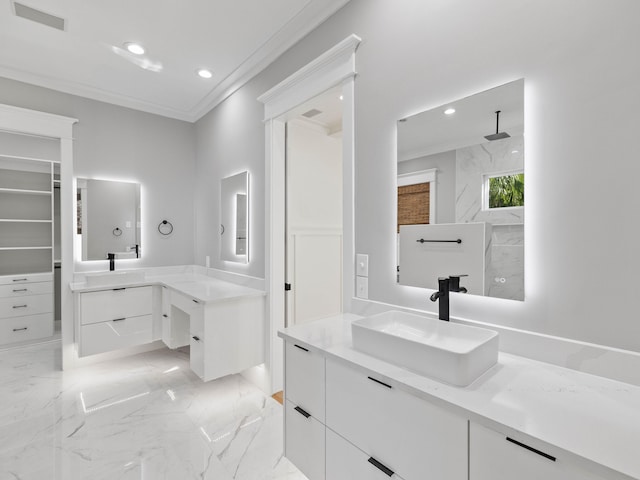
0,188,52,195
0,153,56,163
0,219,52,223
0,246,53,251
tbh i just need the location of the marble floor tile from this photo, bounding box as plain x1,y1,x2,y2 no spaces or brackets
0,342,307,480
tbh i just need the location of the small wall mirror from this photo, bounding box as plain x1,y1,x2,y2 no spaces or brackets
220,171,249,263
77,178,141,261
396,79,524,301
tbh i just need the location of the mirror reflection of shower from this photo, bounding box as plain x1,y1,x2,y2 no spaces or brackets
220,171,249,263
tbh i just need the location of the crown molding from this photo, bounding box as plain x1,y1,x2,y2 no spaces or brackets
0,0,351,123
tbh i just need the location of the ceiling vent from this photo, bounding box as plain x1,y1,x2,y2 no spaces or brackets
13,2,66,31
302,108,322,119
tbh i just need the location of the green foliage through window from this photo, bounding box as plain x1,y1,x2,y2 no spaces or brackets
488,173,524,208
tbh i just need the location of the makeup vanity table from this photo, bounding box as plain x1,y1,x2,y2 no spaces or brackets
70,268,265,382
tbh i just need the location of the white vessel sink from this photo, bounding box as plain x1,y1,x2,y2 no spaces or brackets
85,270,146,287
351,310,499,386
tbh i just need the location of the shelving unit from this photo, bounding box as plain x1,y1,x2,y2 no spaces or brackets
0,148,56,344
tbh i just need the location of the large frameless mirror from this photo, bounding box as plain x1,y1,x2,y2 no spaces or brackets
396,79,524,300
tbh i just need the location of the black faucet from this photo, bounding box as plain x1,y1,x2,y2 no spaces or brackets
429,275,468,321
107,252,116,271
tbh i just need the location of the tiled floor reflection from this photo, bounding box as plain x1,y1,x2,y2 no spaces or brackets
0,342,306,480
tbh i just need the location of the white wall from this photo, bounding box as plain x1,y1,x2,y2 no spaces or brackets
196,0,640,354
0,76,197,270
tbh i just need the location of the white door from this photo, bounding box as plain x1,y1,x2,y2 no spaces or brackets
285,93,343,326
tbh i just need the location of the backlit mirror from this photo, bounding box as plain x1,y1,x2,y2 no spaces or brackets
220,171,249,263
77,178,141,261
396,79,524,300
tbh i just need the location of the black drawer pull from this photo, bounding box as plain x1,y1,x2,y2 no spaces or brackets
162,314,168,318
294,406,311,418
113,287,126,291
368,457,394,477
112,317,126,322
294,344,309,352
192,335,200,341
13,305,28,309
368,376,392,389
12,289,28,293
506,437,556,462
192,299,200,304
12,327,28,332
12,278,28,282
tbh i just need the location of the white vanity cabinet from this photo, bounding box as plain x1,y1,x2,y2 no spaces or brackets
168,290,265,382
283,340,467,480
78,286,153,356
326,358,468,480
469,422,609,480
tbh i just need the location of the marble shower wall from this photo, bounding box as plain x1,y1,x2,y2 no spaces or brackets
456,136,524,300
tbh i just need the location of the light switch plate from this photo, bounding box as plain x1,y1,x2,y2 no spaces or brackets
356,254,369,277
356,276,368,299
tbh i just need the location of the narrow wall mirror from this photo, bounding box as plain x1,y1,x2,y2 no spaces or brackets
77,178,141,261
220,171,249,263
396,79,524,301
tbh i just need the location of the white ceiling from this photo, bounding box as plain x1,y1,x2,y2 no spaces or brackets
398,79,525,161
0,0,350,122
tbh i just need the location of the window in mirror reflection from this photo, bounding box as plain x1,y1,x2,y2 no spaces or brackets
485,171,524,210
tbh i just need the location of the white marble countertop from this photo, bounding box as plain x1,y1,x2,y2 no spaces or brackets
278,314,640,480
70,272,265,304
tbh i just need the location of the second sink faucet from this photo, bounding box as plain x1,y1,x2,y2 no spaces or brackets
429,275,468,321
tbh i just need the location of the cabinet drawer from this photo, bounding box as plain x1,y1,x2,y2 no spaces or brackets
0,281,53,298
327,428,406,480
285,341,325,422
79,314,153,357
0,313,54,344
469,422,608,480
326,359,468,480
80,286,152,325
0,294,53,319
170,290,203,316
0,273,53,286
285,400,325,480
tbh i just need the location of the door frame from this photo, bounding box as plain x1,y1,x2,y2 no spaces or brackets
258,34,360,393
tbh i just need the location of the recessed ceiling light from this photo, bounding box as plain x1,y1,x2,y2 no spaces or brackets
512,150,519,154
339,95,344,101
444,108,456,115
124,42,145,55
197,69,213,79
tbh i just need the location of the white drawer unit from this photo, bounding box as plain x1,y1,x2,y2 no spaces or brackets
0,273,53,286
77,285,154,357
80,314,153,357
0,281,53,298
0,313,54,344
80,286,152,325
327,427,407,480
469,422,609,480
285,400,325,480
0,293,53,319
325,358,468,480
285,341,325,422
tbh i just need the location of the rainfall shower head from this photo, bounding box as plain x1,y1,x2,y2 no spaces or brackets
484,110,511,141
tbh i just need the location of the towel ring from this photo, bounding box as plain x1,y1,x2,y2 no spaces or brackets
112,227,122,237
158,220,173,236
